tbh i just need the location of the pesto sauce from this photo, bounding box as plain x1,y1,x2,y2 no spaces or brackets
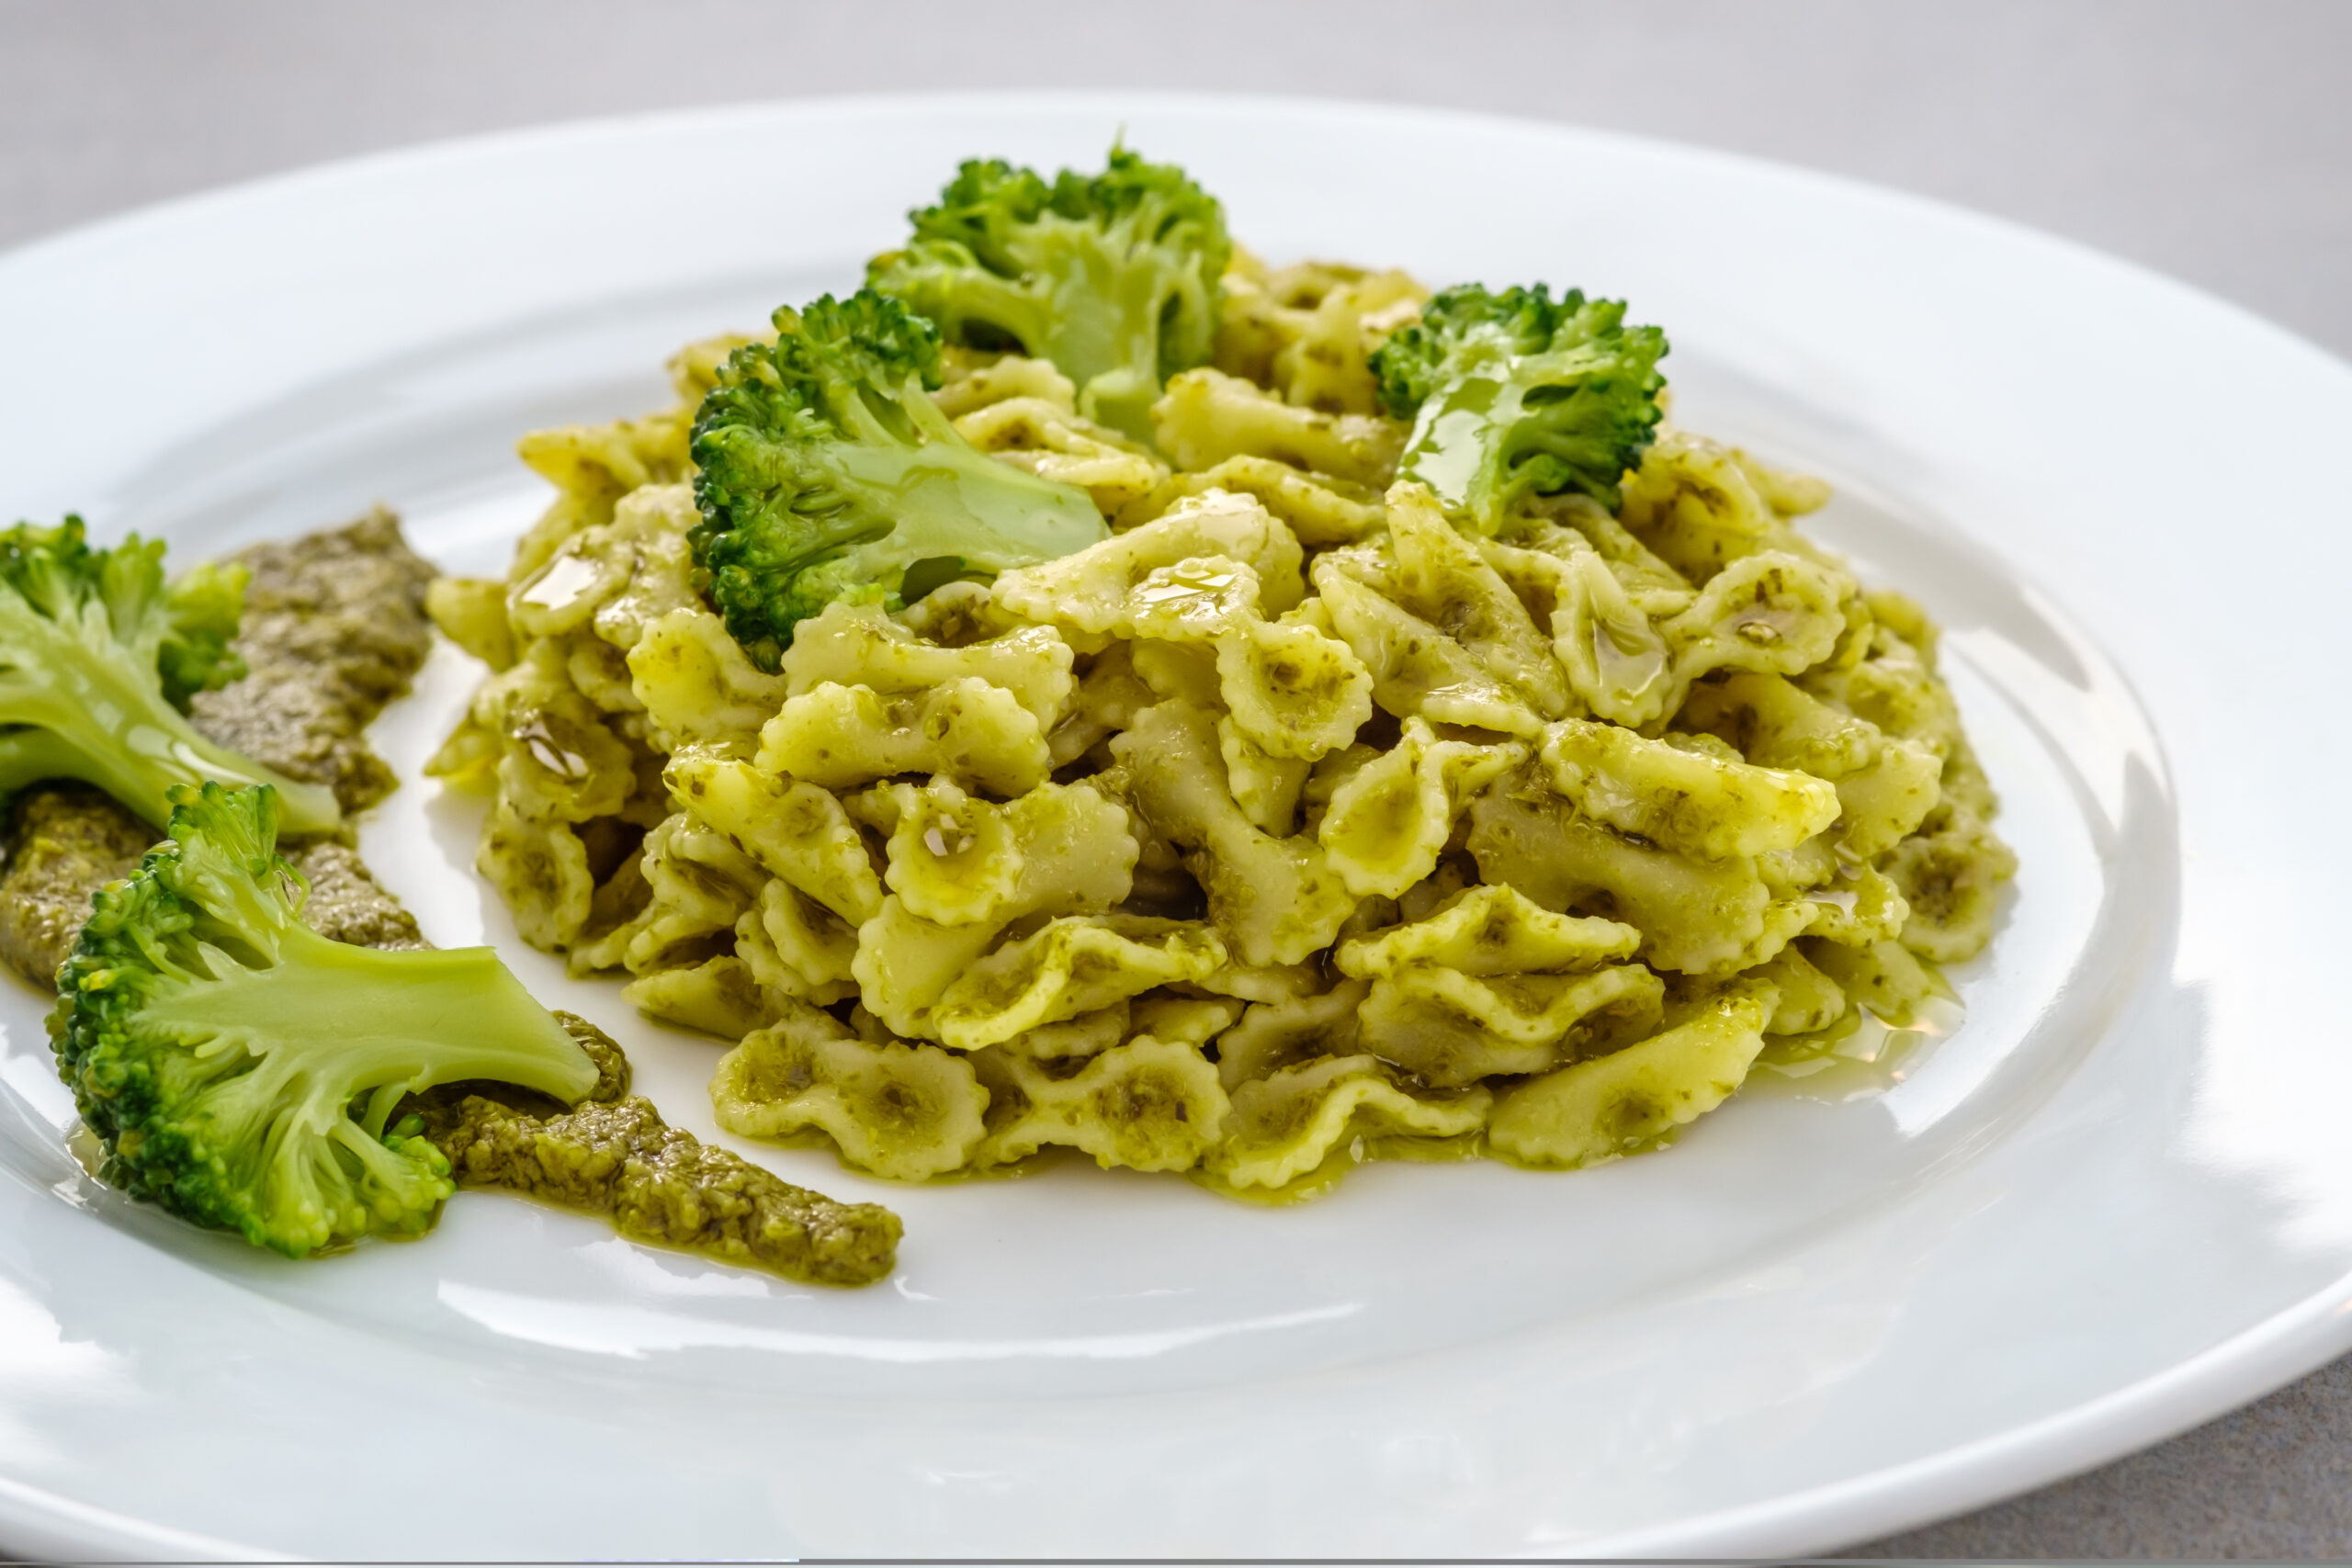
1750,988,1965,1101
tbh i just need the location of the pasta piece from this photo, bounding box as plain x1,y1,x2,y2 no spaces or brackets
1106,702,1359,966
1046,642,1158,767
869,775,1027,926
665,749,885,924
1801,937,1939,1023
740,879,860,1003
1317,716,1526,898
1000,1003,1132,1062
1821,629,1962,751
1180,954,1328,1006
1487,981,1777,1168
511,416,693,579
1830,739,1944,857
1369,483,1569,716
932,351,1076,418
953,395,1170,515
1465,784,1779,975
1083,553,1372,759
756,679,1051,797
1218,716,1312,835
713,1002,989,1181
1130,994,1246,1049
477,800,594,952
621,955,779,1040
427,575,517,670
662,333,752,404
1215,980,1370,1089
1210,246,1302,384
1525,497,1696,604
1151,367,1406,485
780,600,1076,729
1883,820,2017,964
1538,718,1840,861
1214,1055,1489,1190
1616,429,1790,585
628,606,793,753
1216,604,1376,761
848,908,1003,1043
582,485,703,652
1359,963,1666,1087
1334,884,1638,978
1752,946,1848,1035
891,585,1023,655
616,811,766,976
1268,267,1428,414
479,647,639,825
1861,587,1939,662
1312,559,1548,737
1764,849,1911,950
1214,258,1428,413
929,916,1228,1051
993,488,1306,631
1664,550,1855,694
1735,446,1835,518
850,782,1138,1040
1126,457,1385,546
977,1035,1231,1172
571,843,652,966
1485,534,1677,729
1129,637,1223,707
508,537,630,641
1676,672,1878,779
1934,733,2001,829
564,632,642,716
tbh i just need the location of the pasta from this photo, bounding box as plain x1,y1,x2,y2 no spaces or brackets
431,254,2015,1203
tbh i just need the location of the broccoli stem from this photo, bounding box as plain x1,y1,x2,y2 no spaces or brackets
0,612,341,834
140,924,600,1112
1035,275,1163,442
830,437,1106,576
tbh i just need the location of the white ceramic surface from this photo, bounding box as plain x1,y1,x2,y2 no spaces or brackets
0,94,2343,1561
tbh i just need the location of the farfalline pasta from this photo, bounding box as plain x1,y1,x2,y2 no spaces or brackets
427,253,2014,1202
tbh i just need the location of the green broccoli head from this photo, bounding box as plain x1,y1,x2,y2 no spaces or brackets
866,144,1232,442
50,782,599,1258
0,518,342,833
1371,283,1668,532
689,288,1108,669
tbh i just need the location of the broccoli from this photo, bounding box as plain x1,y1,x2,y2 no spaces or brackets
866,145,1231,443
689,288,1108,669
1371,283,1668,532
0,517,343,835
51,782,599,1258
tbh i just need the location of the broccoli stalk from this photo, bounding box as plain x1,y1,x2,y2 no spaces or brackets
0,518,342,834
51,783,598,1258
866,146,1231,442
689,288,1108,668
1371,283,1668,534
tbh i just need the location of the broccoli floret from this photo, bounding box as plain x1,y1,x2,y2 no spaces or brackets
689,288,1108,668
1371,283,1668,532
866,145,1231,442
0,518,342,834
50,782,599,1258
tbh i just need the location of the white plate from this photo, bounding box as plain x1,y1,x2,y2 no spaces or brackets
0,93,2345,1561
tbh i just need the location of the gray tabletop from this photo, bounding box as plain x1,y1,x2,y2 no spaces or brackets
5,0,2348,1556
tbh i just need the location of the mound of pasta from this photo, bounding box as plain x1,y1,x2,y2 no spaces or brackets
428,252,2013,1201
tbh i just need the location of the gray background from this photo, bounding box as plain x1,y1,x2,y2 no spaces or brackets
3,0,2348,1556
